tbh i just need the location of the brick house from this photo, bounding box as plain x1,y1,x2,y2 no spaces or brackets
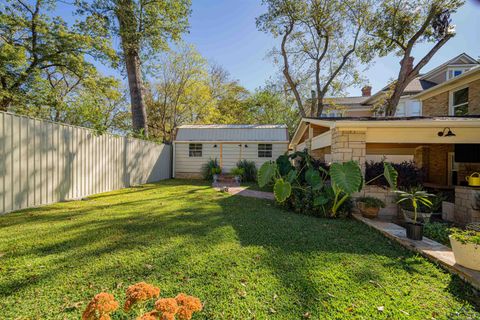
319,53,479,118
290,56,480,224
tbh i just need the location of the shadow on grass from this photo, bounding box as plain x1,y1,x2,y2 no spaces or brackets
0,179,478,318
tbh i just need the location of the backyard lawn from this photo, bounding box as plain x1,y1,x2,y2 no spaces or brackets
0,180,479,319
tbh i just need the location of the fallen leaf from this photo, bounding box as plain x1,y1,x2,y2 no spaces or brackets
377,306,384,312
238,289,247,298
269,308,276,314
303,312,311,318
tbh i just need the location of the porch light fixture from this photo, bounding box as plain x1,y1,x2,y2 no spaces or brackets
213,144,217,148
437,127,456,137
244,144,248,148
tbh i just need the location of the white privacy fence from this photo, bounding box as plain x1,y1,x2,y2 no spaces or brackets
0,112,171,214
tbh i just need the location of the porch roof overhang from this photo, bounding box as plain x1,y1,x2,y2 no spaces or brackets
290,116,480,149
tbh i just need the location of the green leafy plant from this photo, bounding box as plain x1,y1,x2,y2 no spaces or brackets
365,162,398,190
201,159,221,181
236,160,257,182
258,153,398,219
395,189,433,224
356,196,385,209
230,167,244,177
450,228,480,246
212,167,222,175
328,161,363,217
424,222,451,246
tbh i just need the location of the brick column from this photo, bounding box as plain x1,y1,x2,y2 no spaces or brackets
331,128,366,174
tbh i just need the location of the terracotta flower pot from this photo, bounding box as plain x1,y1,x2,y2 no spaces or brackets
450,236,480,271
358,202,380,219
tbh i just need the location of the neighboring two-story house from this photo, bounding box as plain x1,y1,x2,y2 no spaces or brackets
289,53,480,223
321,53,479,117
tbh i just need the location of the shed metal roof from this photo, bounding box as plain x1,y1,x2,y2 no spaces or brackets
175,124,289,142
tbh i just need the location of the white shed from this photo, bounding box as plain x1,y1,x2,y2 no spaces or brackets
173,124,289,178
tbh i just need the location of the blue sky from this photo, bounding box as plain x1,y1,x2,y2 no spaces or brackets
58,0,480,96
184,0,480,96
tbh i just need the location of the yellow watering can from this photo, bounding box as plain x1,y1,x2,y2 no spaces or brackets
466,172,480,187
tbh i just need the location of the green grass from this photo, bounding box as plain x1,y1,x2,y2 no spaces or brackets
0,179,478,319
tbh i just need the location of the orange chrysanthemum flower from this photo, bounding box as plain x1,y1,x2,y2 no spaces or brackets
161,313,175,320
124,282,160,312
155,298,178,314
82,292,119,320
176,306,193,320
138,311,159,320
175,293,203,312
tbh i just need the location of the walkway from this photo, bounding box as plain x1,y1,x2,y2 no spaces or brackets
353,214,480,291
214,186,275,200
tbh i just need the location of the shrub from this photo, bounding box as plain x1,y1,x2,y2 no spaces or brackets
230,167,245,177
236,159,257,182
365,160,425,189
201,159,220,181
356,196,385,208
424,222,451,246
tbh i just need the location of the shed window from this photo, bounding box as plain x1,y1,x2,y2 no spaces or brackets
451,87,469,116
258,144,272,158
189,144,202,157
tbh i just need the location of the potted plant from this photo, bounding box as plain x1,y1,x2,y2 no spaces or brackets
395,189,433,240
356,196,385,219
396,187,434,223
449,224,480,271
230,167,244,183
211,167,221,183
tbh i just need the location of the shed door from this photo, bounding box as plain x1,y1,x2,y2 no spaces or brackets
221,144,242,173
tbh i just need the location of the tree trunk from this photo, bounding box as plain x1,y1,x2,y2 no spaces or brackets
116,0,148,137
123,49,148,136
0,97,11,112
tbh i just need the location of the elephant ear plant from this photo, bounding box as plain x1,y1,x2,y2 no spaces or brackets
258,152,398,218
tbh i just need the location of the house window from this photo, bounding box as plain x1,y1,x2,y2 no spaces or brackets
258,144,272,158
451,87,469,116
396,102,406,117
188,144,202,157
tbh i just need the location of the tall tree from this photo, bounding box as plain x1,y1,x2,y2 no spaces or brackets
244,84,298,136
145,44,212,142
76,0,191,136
256,0,373,117
371,0,463,116
0,0,115,111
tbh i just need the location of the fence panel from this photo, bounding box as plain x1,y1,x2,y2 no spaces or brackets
0,112,171,214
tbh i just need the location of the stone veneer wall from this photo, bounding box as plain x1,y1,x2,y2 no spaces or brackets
353,185,398,219
311,147,330,161
454,186,480,224
331,129,366,172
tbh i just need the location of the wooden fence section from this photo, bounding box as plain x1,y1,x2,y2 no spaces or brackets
0,112,171,214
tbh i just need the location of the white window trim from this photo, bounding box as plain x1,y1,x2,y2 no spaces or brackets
188,143,203,157
449,85,469,116
258,144,273,158
446,67,472,80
